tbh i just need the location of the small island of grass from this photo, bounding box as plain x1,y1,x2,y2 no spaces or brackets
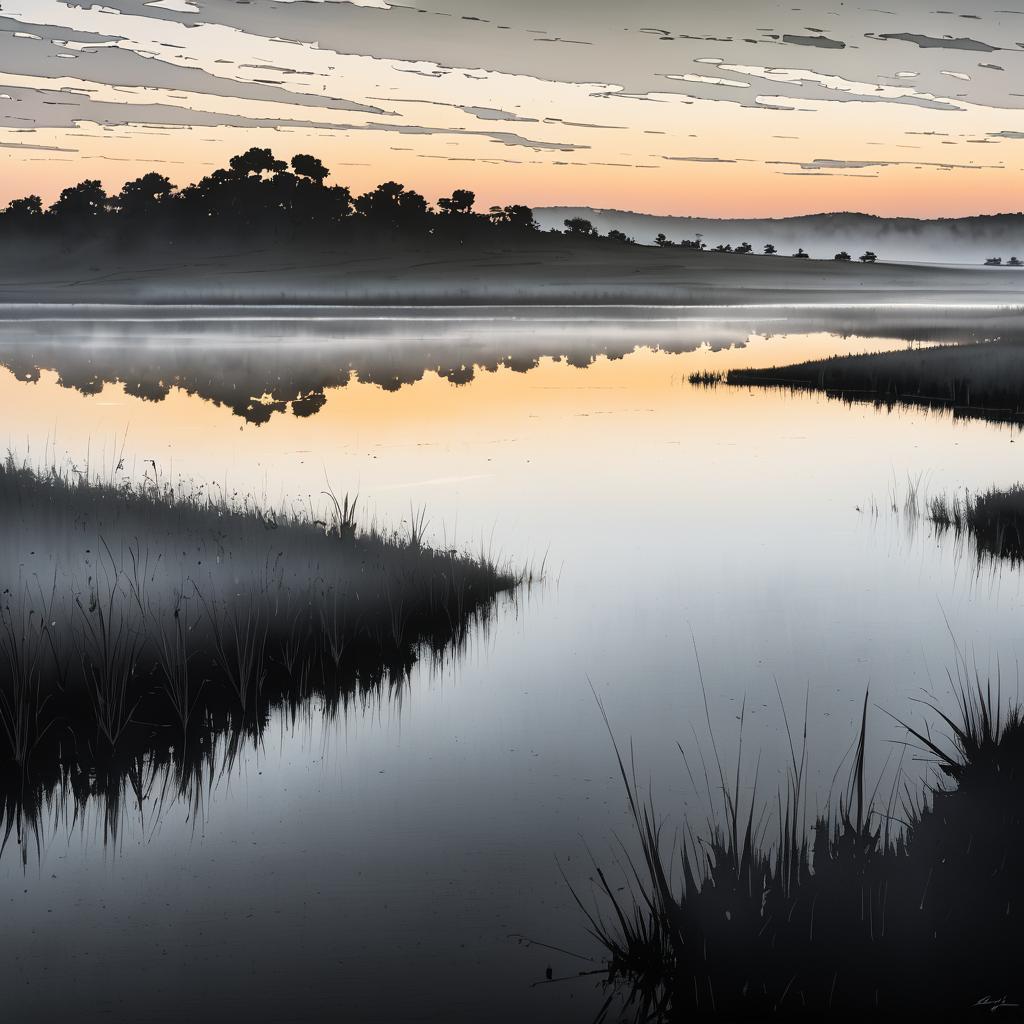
728,338,1024,424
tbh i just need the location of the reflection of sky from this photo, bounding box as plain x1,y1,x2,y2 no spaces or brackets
3,1,1024,215
2,321,1024,1020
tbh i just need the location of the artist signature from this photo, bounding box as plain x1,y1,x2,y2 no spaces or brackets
974,996,1020,1013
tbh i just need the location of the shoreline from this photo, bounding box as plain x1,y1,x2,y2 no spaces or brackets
3,236,1024,308
0,300,1022,319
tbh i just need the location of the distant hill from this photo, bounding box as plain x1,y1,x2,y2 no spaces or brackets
534,208,1024,266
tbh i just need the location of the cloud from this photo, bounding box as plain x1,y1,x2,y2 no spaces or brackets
781,34,846,49
770,156,1002,171
3,0,1024,209
872,32,1001,52
659,155,749,163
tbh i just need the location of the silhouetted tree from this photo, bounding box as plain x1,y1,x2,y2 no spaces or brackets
229,148,287,178
860,251,877,263
49,180,108,221
563,217,596,237
290,154,329,185
713,243,733,253
763,243,777,255
114,173,175,218
605,229,633,243
488,204,537,231
834,251,852,262
354,181,430,230
437,189,475,215
986,257,1004,266
4,195,42,226
735,242,753,254
793,247,810,259
654,232,674,247
1009,257,1023,268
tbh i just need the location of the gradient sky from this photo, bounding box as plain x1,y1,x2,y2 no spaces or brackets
5,0,1024,217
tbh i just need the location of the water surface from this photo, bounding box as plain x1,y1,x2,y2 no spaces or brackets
2,308,1023,1022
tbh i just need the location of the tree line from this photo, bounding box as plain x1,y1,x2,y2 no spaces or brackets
0,148,882,262
1,147,538,240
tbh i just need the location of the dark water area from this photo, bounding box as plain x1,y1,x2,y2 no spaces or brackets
2,306,1024,1021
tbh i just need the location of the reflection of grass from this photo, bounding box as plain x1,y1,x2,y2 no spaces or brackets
728,340,1024,423
0,457,526,859
687,370,724,388
928,486,1024,563
577,665,1024,1018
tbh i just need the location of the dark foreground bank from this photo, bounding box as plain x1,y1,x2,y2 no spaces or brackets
579,677,1024,1019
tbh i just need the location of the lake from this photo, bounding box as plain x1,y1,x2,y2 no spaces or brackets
2,306,1023,1022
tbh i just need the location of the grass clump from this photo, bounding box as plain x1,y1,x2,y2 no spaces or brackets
0,455,527,860
687,370,724,388
575,663,1024,1019
928,485,1024,563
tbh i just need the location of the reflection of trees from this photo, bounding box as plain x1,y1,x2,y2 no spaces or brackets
0,309,1018,424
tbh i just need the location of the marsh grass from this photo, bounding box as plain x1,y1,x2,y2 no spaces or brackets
578,661,1024,1019
727,339,1024,425
928,485,1024,563
687,371,724,388
0,455,527,861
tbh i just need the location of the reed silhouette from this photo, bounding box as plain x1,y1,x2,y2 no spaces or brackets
576,664,1024,1019
687,371,724,387
928,486,1024,563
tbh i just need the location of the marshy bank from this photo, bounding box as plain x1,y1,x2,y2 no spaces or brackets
0,457,523,857
868,479,1024,568
578,674,1024,1019
927,485,1024,564
727,337,1024,425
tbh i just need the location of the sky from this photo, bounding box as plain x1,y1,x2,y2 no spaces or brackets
4,0,1024,217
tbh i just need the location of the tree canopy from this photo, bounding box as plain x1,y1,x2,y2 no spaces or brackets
0,147,541,244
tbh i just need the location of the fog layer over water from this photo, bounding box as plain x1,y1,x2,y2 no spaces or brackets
2,309,1023,1022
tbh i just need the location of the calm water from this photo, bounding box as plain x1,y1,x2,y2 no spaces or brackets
2,307,1024,1022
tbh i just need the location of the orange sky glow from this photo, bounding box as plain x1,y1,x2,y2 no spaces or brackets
3,1,1024,219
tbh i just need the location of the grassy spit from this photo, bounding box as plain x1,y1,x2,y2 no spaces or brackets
727,338,1024,424
0,456,526,858
576,667,1024,1019
928,485,1024,563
